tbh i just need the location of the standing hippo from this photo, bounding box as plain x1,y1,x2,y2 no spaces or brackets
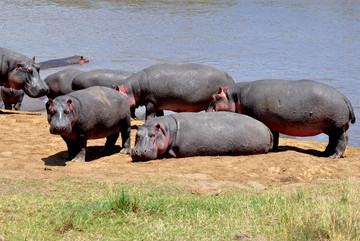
207,79,356,158
36,55,89,69
0,48,48,97
116,63,234,120
46,86,131,162
0,87,25,110
131,112,273,161
45,68,85,99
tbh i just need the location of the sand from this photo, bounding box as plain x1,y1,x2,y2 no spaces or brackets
1,109,359,194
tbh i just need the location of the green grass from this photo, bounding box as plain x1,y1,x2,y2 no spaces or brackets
0,177,359,240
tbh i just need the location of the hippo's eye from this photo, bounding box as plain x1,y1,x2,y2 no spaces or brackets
150,132,156,138
64,108,70,115
49,108,56,115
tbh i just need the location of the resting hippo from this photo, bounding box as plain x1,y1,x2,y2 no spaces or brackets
0,48,48,97
46,86,131,162
116,63,234,120
71,69,133,90
45,68,85,99
207,79,356,158
131,112,273,161
36,55,89,69
0,87,24,110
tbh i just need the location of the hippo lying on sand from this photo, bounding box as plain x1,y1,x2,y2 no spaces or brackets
0,47,48,98
116,63,234,120
207,79,356,158
131,112,273,161
46,86,131,162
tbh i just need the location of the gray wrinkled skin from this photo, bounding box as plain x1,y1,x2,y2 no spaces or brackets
72,69,133,90
45,68,85,99
0,48,48,98
47,86,131,162
131,112,273,161
207,79,356,158
117,63,234,121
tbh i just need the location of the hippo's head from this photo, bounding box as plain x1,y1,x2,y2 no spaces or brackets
131,122,171,161
46,98,77,135
207,87,236,113
78,56,90,65
8,60,49,98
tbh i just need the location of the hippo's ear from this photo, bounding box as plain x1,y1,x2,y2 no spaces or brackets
46,99,53,110
155,123,166,135
67,99,75,109
32,56,36,63
47,99,53,106
212,94,217,103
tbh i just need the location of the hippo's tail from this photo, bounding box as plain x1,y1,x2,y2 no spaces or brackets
345,98,356,124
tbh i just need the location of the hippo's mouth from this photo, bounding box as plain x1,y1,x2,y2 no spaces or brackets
131,148,157,161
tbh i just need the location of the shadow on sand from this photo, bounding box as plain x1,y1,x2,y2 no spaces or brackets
41,145,122,166
276,145,324,157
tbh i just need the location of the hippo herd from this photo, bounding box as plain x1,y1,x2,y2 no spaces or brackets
0,47,356,161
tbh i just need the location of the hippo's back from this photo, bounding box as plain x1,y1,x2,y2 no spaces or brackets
242,79,354,136
143,63,234,111
72,69,133,90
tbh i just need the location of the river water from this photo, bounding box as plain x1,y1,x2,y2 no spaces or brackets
1,0,359,147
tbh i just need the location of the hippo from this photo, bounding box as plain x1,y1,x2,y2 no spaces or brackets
131,112,273,161
116,63,234,120
207,79,356,158
36,55,89,70
71,69,133,90
0,48,48,98
0,87,25,110
46,86,131,162
45,68,85,99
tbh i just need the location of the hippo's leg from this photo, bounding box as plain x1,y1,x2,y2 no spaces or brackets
14,102,21,111
102,133,119,155
62,135,87,162
3,101,12,110
145,102,157,120
130,106,137,119
323,130,348,158
119,120,131,154
62,136,79,160
270,131,279,151
156,110,164,117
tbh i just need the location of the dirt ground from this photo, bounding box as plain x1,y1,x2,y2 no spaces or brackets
1,110,359,194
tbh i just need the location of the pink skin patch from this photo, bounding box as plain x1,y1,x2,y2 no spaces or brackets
153,123,170,156
210,87,236,113
116,85,136,108
79,56,89,65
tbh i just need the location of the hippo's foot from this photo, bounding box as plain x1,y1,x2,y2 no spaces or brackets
120,147,131,155
71,148,86,162
322,132,348,159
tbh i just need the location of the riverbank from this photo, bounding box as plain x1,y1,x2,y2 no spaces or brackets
1,109,360,194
